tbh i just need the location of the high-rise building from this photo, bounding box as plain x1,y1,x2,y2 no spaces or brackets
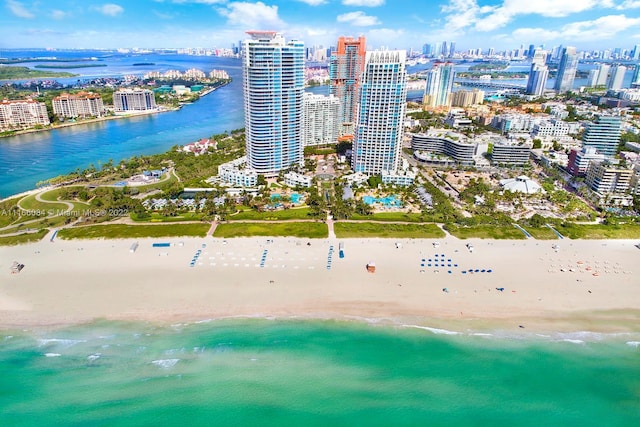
607,65,627,90
52,92,105,118
352,50,407,175
242,31,305,175
113,88,156,112
554,46,578,93
423,62,455,107
451,89,484,107
632,64,640,88
329,36,366,137
526,50,549,97
302,93,339,146
582,115,621,158
0,99,50,130
595,63,610,87
632,45,640,60
587,69,600,87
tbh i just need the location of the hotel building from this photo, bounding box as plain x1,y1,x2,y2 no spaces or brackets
329,36,366,137
113,88,157,112
411,132,477,166
567,146,606,177
52,92,105,119
303,93,339,146
242,31,305,175
0,99,50,130
352,50,407,175
586,160,633,203
491,140,532,166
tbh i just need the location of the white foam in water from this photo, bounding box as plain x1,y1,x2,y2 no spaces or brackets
87,353,101,362
402,324,461,335
562,339,585,344
152,358,180,369
38,338,87,348
626,341,640,348
44,353,61,357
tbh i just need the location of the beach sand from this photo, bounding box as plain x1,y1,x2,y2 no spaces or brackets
1,235,639,332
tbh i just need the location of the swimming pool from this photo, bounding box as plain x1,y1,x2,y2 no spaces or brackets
362,195,402,207
270,193,302,204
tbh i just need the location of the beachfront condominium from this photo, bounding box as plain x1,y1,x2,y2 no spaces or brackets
242,31,304,175
352,50,407,175
582,115,622,158
423,62,455,107
303,93,339,146
607,65,627,90
329,36,366,137
52,92,105,119
0,99,50,130
554,47,578,93
113,88,156,112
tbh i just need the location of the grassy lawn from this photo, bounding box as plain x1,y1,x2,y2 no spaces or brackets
0,229,48,246
350,212,425,222
18,193,69,213
554,223,640,239
334,222,445,239
131,212,205,222
214,222,328,238
231,207,312,220
445,224,527,240
38,187,90,211
523,226,560,240
57,223,209,239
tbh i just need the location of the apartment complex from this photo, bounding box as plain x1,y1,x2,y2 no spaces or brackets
329,36,366,137
242,31,305,175
113,88,157,112
52,92,105,119
451,89,484,107
352,50,407,175
585,160,633,203
0,99,50,130
411,132,476,166
491,140,532,166
302,93,339,146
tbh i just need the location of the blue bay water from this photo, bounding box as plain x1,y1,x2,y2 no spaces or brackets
1,319,639,426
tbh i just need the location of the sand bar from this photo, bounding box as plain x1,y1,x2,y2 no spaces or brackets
1,235,639,333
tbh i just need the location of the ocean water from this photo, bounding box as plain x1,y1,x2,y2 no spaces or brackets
1,319,639,426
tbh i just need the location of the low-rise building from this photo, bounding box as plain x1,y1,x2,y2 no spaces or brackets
283,171,312,188
585,159,632,195
0,98,50,130
491,139,532,166
567,146,607,176
218,156,258,187
411,131,477,165
381,169,416,186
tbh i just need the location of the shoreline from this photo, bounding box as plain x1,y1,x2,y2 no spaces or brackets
2,235,639,334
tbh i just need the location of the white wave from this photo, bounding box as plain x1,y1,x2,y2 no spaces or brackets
626,341,640,348
471,333,493,337
562,339,585,344
38,338,86,348
402,324,461,335
87,353,101,362
152,358,180,369
44,353,61,357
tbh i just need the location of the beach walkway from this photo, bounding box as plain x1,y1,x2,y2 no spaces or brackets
207,221,218,237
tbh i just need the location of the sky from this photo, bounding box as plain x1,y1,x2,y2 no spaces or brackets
1,0,640,52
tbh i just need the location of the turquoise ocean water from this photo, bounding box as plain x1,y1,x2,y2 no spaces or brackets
1,319,639,426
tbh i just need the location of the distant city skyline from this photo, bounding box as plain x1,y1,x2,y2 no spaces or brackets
2,0,640,52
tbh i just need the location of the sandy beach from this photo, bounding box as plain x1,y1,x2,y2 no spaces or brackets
1,234,639,332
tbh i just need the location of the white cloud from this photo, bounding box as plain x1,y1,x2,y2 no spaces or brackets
94,4,124,17
6,0,34,18
171,0,226,4
366,28,404,47
218,2,285,29
51,9,69,20
337,11,380,26
617,0,640,9
342,0,385,6
297,0,327,5
512,14,640,43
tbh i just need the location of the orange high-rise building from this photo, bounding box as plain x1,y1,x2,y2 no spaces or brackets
329,36,366,138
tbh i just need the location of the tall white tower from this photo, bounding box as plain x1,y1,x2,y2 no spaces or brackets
242,31,305,175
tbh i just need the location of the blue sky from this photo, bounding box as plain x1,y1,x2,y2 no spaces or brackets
2,0,640,51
